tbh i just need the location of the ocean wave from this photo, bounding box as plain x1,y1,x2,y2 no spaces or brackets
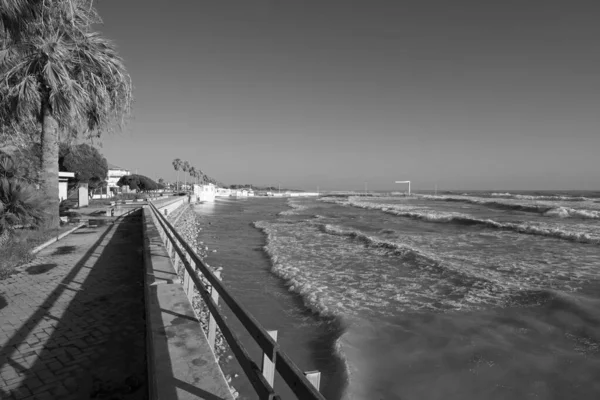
420,194,600,219
253,220,339,317
343,198,600,244
254,219,510,315
544,207,600,219
491,193,589,201
278,199,310,216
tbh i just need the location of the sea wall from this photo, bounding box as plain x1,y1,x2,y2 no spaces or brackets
166,204,238,396
141,204,234,400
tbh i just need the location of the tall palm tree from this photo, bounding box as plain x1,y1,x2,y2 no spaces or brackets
0,0,133,228
188,167,196,189
197,169,206,185
172,158,182,191
182,160,190,191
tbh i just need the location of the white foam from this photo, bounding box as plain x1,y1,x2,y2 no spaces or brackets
342,198,600,244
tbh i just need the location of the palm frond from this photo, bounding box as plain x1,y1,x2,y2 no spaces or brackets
1,0,132,139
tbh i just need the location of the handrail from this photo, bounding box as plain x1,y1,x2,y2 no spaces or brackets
147,202,326,400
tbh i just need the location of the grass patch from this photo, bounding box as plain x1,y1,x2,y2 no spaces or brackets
0,225,75,280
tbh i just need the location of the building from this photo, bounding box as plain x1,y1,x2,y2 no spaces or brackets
58,171,74,202
195,183,216,202
106,163,131,195
215,188,232,197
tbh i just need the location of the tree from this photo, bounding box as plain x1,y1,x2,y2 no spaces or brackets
116,174,160,193
0,1,133,228
182,161,190,190
172,158,182,191
189,167,196,187
59,143,108,197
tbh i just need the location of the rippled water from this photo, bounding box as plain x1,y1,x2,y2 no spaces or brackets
195,193,600,400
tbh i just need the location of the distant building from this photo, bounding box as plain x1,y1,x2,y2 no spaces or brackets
215,187,231,197
195,183,216,202
107,163,131,194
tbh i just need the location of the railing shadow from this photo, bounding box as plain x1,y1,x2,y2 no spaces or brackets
0,210,147,399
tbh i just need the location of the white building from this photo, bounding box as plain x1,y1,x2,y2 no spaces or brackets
215,187,232,197
107,163,131,195
58,171,74,201
195,183,216,202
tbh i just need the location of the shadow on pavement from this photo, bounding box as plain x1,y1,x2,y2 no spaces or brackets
25,264,58,275
51,246,77,256
0,210,147,399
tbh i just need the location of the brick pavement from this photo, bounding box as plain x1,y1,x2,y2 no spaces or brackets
0,210,147,400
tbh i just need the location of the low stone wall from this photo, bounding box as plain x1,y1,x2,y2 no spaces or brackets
151,196,186,214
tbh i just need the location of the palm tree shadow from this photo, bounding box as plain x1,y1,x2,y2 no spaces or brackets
0,210,147,399
25,263,58,275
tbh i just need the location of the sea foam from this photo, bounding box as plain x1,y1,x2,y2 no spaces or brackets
326,197,600,244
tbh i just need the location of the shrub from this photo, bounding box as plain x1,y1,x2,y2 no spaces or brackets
0,226,68,280
0,176,45,233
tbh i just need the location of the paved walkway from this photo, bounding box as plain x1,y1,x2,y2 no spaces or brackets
0,210,147,400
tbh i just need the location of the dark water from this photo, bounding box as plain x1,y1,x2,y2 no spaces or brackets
195,193,600,400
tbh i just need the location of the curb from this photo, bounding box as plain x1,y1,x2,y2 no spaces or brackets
31,223,86,254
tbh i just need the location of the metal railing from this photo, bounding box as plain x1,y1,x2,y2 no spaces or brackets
147,202,327,400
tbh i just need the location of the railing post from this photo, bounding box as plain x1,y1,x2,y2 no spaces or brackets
207,270,221,350
304,371,321,391
187,267,194,302
261,330,278,387
186,254,194,302
182,265,189,292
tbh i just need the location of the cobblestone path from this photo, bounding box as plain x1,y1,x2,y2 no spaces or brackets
0,210,147,400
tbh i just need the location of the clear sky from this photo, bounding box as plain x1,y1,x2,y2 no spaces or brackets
95,0,599,191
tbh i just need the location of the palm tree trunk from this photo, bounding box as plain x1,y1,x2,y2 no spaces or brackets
176,170,179,192
40,103,60,229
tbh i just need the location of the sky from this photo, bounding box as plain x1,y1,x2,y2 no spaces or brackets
95,0,600,191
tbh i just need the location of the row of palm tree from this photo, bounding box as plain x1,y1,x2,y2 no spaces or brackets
0,0,133,229
171,158,206,192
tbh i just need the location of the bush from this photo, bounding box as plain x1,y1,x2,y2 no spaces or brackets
0,153,46,234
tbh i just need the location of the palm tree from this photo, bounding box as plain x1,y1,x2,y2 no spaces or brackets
188,167,196,189
197,169,206,185
172,158,182,191
182,161,190,191
0,1,133,228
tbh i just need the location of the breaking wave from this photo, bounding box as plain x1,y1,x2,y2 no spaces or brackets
325,197,600,244
420,195,600,219
278,199,310,216
491,193,589,201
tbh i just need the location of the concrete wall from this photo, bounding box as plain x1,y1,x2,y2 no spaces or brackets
152,196,187,216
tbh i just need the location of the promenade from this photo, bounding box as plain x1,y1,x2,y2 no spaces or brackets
0,210,147,400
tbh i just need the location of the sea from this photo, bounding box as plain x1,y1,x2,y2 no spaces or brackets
193,191,600,400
